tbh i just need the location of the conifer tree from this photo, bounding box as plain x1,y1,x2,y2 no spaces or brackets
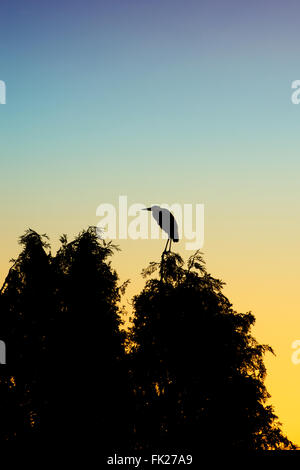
45,228,132,450
0,229,53,440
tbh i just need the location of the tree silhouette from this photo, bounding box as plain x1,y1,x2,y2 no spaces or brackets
42,227,133,449
0,228,133,448
129,251,295,451
0,229,54,440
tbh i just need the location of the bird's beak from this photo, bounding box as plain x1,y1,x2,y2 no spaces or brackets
142,207,151,211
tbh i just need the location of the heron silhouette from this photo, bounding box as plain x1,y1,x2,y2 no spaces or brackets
143,206,179,252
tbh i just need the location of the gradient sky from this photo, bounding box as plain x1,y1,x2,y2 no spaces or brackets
1,0,300,445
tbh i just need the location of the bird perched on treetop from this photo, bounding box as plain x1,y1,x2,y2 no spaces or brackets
142,205,179,252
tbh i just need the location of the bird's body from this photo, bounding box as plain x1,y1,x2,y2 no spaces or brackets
143,205,179,252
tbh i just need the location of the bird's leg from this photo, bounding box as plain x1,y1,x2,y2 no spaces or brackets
163,239,169,253
169,239,172,252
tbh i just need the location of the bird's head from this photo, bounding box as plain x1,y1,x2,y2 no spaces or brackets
142,205,161,212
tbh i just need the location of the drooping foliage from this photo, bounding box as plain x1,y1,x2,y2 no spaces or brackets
44,228,132,450
0,229,53,440
129,251,295,451
0,230,295,451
